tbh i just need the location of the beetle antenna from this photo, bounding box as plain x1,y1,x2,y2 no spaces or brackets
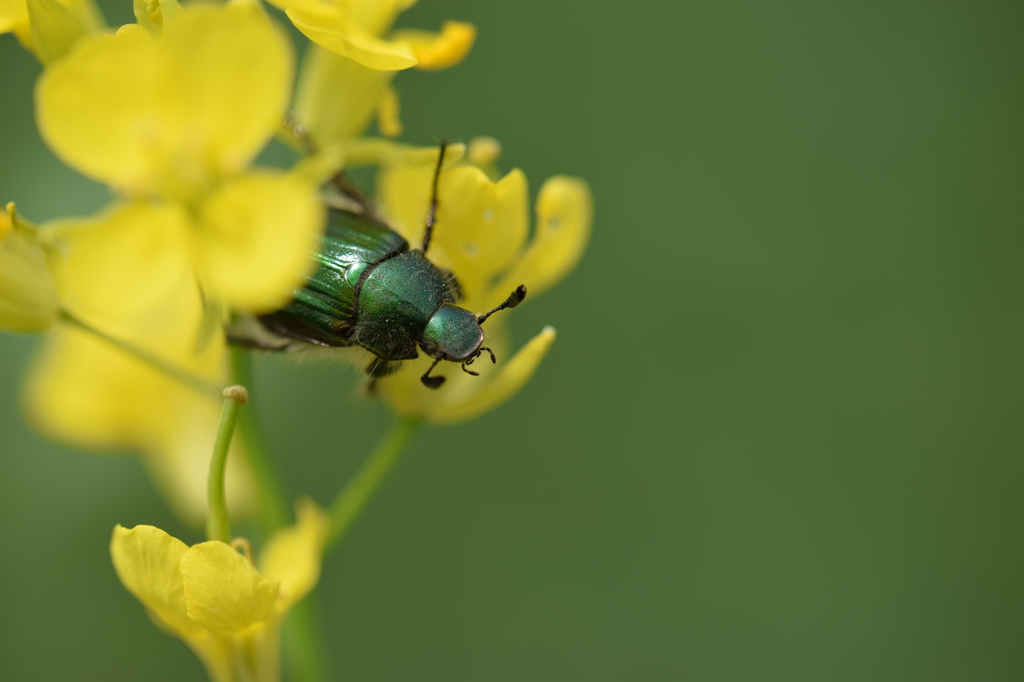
421,356,445,389
421,140,448,254
477,285,527,325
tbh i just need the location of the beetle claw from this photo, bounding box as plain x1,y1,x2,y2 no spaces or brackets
421,357,445,389
421,375,445,389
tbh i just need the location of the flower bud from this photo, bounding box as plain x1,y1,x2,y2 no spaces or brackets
0,207,59,332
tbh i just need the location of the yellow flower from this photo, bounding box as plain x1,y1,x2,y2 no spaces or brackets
0,205,59,332
35,1,326,313
24,202,255,523
372,139,593,424
288,0,475,147
111,500,328,682
0,0,104,63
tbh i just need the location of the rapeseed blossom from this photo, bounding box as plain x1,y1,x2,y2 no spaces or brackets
373,138,593,423
111,500,328,682
35,0,326,312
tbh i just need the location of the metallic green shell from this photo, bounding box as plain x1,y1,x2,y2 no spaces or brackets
356,251,459,359
259,207,464,364
258,208,407,346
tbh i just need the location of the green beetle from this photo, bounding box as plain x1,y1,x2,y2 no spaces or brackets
234,144,525,389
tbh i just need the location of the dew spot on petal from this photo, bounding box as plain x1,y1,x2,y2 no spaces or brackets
482,208,494,222
461,241,480,257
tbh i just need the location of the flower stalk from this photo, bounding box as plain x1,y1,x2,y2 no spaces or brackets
58,309,223,397
207,385,249,543
327,416,419,551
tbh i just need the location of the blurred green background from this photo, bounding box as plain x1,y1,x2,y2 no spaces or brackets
3,0,1023,679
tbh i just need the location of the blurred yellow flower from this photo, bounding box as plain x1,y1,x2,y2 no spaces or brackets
289,0,475,147
0,0,104,63
0,205,59,332
24,202,256,523
35,1,325,313
372,139,593,423
111,500,327,682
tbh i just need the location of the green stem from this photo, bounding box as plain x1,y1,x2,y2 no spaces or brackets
283,594,330,682
326,416,419,551
229,347,288,534
206,386,248,543
60,309,222,397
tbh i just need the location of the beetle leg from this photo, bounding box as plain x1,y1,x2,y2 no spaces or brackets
421,357,445,389
478,346,497,364
330,172,378,218
421,140,448,254
461,362,480,376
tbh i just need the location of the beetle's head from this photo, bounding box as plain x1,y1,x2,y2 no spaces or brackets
418,285,527,389
421,303,483,364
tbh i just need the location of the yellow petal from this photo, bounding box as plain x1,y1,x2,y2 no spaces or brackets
110,525,201,636
272,0,417,69
194,171,323,313
26,0,87,65
294,45,396,147
24,208,213,455
0,0,34,47
392,20,476,72
180,541,279,636
345,0,416,36
0,222,59,332
258,499,328,610
490,176,593,307
383,326,556,424
35,25,162,191
45,201,193,327
286,9,416,71
432,326,556,424
161,5,294,180
378,165,528,303
36,5,292,195
26,318,190,455
267,0,414,32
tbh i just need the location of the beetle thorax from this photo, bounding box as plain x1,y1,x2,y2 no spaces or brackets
353,251,460,361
